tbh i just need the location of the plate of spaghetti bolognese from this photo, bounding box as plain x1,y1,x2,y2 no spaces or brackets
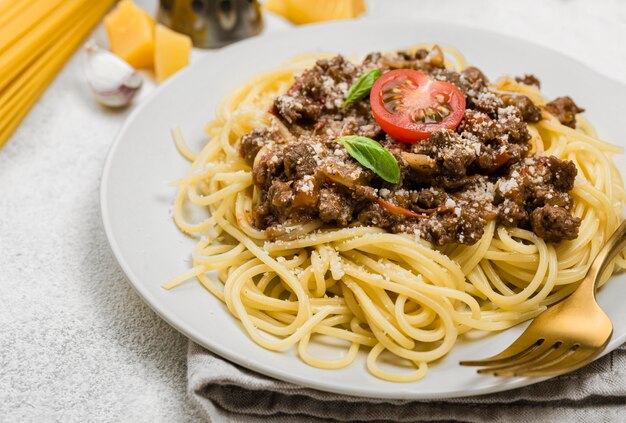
101,20,626,398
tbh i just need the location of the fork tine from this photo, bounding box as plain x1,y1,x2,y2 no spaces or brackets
514,346,600,377
512,344,580,374
479,342,566,376
459,337,544,367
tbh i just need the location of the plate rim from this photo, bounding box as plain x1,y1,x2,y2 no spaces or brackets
100,18,625,400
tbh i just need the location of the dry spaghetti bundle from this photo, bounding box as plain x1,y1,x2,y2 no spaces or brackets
0,0,115,148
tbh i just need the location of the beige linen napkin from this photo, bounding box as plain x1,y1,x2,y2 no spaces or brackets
188,342,626,422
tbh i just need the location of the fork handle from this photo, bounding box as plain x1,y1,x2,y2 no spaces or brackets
580,219,626,297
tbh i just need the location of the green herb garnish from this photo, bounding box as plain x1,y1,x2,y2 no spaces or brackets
342,69,382,108
337,135,400,184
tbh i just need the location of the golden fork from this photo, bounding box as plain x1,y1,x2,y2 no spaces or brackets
460,220,626,377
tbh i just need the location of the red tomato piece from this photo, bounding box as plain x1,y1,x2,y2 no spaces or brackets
370,69,466,143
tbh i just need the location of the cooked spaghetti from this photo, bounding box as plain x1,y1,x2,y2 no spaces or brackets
167,46,626,382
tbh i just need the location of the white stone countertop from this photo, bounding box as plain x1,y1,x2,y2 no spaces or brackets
1,1,624,421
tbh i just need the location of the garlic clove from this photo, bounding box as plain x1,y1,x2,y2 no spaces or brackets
83,39,143,108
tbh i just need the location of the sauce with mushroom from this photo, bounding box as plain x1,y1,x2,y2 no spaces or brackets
239,47,583,245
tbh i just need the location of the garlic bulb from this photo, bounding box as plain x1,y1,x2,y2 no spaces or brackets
83,40,142,108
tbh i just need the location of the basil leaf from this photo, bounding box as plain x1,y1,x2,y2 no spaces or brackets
342,69,382,108
338,135,400,184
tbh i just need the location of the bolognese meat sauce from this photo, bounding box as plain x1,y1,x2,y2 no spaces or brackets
239,47,582,245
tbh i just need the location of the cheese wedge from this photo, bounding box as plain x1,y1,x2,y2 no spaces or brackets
264,0,289,17
265,0,366,25
104,0,154,69
154,24,192,83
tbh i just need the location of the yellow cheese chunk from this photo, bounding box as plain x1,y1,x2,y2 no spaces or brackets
140,7,156,29
352,0,366,16
154,24,192,83
265,0,366,25
264,0,289,17
104,0,154,69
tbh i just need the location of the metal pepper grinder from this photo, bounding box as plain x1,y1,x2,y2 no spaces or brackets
158,0,264,49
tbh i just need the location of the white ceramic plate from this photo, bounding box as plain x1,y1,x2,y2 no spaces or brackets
101,20,626,399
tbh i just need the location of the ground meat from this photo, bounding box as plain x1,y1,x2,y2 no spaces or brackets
322,157,374,187
384,189,412,207
472,91,504,117
239,128,277,165
420,215,458,245
274,95,321,124
515,74,541,88
461,67,490,94
501,94,542,123
411,106,534,180
272,56,358,127
432,175,483,191
353,185,378,201
456,67,507,117
505,144,529,165
496,106,530,144
418,208,486,246
334,103,383,139
457,110,497,140
283,142,317,179
252,150,284,186
410,188,447,209
254,200,271,228
241,47,583,245
493,155,580,235
372,51,433,73
357,202,394,228
414,48,429,60
454,207,487,244
494,171,529,226
498,200,528,226
364,47,448,74
273,55,385,140
431,66,491,109
532,187,573,209
539,155,578,191
362,52,382,67
463,66,489,85
474,145,498,171
299,68,325,99
316,55,358,83
267,181,294,218
544,96,585,128
412,129,476,178
530,205,580,242
318,188,354,226
430,68,462,85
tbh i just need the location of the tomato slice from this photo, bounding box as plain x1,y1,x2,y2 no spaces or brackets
370,69,466,143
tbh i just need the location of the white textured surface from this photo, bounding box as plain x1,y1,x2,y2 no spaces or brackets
0,0,624,422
